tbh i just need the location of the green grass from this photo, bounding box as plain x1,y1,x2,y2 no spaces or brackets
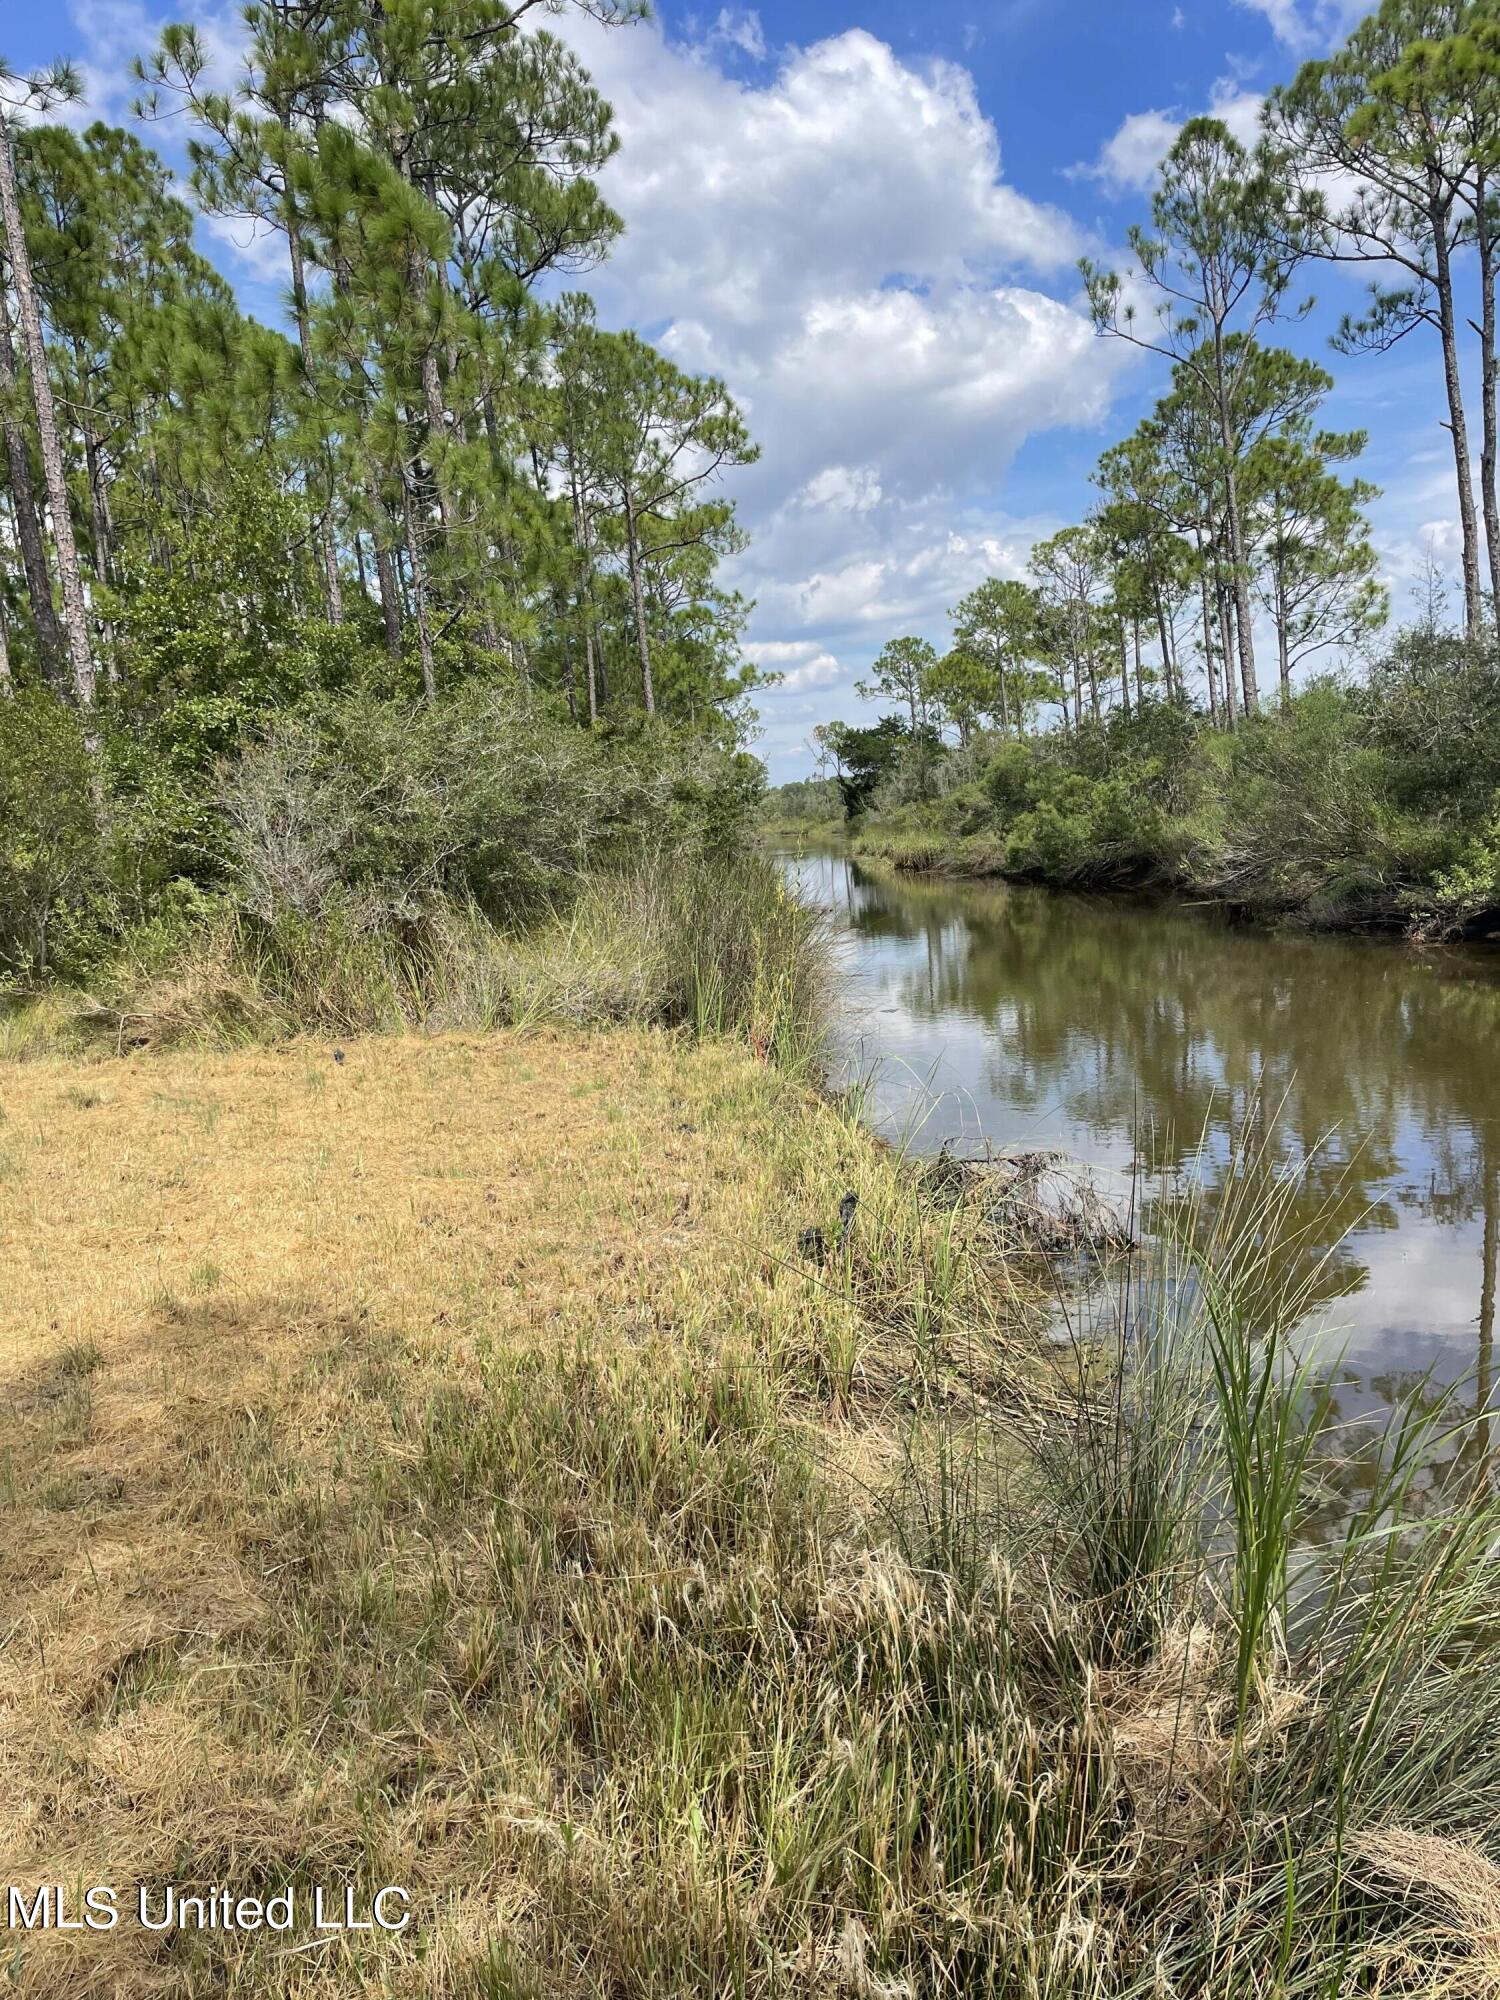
0,851,830,1077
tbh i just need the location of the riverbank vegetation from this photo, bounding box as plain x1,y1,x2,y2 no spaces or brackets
834,619,1500,935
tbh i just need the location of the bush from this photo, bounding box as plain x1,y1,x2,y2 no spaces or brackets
850,627,1500,934
0,691,104,978
217,692,765,934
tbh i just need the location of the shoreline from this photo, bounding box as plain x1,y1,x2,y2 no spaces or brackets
771,819,1500,951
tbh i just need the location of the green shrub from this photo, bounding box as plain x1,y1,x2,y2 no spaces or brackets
0,691,104,978
848,629,1500,933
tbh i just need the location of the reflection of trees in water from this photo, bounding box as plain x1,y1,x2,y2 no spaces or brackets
811,850,1500,1407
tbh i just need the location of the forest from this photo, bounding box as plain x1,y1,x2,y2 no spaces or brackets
0,0,774,1030
773,11,1500,937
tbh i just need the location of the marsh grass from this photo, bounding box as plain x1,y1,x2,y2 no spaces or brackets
0,853,828,1077
951,1117,1500,1994
4,1035,1500,1995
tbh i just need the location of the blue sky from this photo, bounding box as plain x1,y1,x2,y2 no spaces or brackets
9,0,1463,776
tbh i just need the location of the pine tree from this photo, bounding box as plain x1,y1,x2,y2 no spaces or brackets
1083,119,1307,714
0,59,96,718
1271,2,1486,630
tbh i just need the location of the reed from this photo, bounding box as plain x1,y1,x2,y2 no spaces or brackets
0,852,830,1074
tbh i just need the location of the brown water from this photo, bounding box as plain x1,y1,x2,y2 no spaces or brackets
784,845,1500,1428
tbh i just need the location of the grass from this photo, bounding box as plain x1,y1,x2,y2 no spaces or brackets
5,1010,1500,1991
755,814,848,845
852,824,1014,880
0,853,828,1074
0,1027,1029,1997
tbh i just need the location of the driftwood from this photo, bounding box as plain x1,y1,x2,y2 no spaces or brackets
924,1144,1136,1260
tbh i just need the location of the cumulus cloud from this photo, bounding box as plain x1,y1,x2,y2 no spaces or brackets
698,8,768,62
797,466,883,515
560,12,1132,763
743,641,842,691
1235,0,1367,54
1072,81,1266,196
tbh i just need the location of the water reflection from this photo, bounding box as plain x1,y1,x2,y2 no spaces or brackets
786,847,1500,1423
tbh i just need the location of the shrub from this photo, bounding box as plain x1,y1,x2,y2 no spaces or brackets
0,691,104,978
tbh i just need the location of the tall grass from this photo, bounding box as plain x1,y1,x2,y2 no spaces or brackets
505,852,828,1073
4,851,829,1071
925,1119,1500,1993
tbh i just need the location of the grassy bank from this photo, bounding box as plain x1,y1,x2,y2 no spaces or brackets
1,855,826,1073
7,1002,1500,1993
0,1026,1026,1998
756,815,848,847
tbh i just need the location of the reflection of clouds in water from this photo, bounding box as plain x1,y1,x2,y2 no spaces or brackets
1313,1217,1491,1361
784,845,1500,1395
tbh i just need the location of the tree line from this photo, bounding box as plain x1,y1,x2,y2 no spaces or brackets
820,0,1500,793
0,0,759,734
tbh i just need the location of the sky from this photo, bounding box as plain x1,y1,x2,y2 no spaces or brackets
6,0,1471,778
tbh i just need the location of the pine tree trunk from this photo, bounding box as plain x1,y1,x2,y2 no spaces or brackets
0,112,95,717
0,593,11,694
1153,580,1176,701
0,276,64,676
1216,577,1238,729
84,431,119,680
1431,179,1483,633
421,350,451,533
82,427,113,587
1119,619,1131,718
399,469,436,701
624,490,654,716
1195,533,1219,727
1476,171,1500,633
1225,472,1258,717
318,513,344,626
1212,331,1258,714
283,213,344,626
569,465,599,726
363,464,403,656
1277,570,1291,707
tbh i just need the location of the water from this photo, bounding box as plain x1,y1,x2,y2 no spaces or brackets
783,845,1500,1425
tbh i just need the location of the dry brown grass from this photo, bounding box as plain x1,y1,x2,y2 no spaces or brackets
3,1029,790,1376
9,1029,1499,1998
0,1028,1023,1998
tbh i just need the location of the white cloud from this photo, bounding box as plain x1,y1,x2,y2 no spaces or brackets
199,210,294,286
743,641,841,691
1235,0,1366,53
798,466,883,515
561,13,1132,767
1073,81,1266,196
701,8,767,62
66,0,248,124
